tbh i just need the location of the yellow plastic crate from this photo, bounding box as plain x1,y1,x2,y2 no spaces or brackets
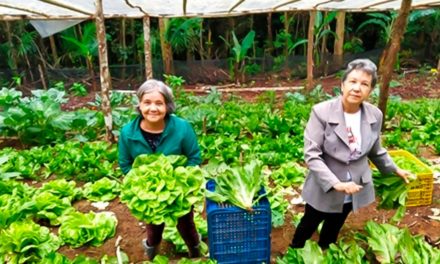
388,150,433,207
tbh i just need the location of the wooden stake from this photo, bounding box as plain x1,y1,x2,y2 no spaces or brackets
95,0,114,143
143,16,153,80
306,10,316,91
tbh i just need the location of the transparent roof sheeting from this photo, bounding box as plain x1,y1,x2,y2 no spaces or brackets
0,0,439,20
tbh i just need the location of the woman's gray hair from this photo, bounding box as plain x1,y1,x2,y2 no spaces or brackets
342,59,378,88
136,79,176,115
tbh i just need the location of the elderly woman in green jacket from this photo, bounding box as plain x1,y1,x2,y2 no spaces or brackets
118,79,201,259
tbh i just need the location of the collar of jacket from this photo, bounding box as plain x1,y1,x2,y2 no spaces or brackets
126,115,173,142
327,96,378,125
328,96,379,150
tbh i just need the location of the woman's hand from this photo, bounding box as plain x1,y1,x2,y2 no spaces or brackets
395,168,414,184
333,182,363,194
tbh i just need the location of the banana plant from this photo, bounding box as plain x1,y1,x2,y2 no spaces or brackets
60,22,98,91
221,30,255,84
356,12,397,45
165,17,203,60
313,11,337,66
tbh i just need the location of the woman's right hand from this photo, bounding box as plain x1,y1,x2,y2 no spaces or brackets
333,182,363,194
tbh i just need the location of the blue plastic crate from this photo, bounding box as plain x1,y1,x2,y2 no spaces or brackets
206,180,271,264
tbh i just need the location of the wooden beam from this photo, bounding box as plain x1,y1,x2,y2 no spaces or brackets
273,0,302,10
360,0,397,10
314,0,337,8
378,0,412,127
95,0,115,143
229,0,246,13
0,3,50,17
40,0,93,16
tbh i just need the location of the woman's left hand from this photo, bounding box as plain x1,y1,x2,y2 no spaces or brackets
395,168,413,184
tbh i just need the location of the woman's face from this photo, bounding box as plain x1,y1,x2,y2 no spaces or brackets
341,69,373,111
139,91,167,124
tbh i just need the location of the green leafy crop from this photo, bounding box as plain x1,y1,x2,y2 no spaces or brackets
121,154,204,226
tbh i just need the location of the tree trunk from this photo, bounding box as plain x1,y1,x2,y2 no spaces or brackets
199,19,204,62
334,11,345,70
307,11,316,91
159,17,173,75
5,21,18,74
207,26,212,60
266,13,274,56
49,35,58,67
95,0,114,143
143,16,153,80
378,0,412,129
283,12,290,68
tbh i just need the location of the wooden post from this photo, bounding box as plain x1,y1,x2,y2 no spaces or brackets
95,0,115,143
266,13,274,56
49,35,58,67
159,17,173,75
143,16,153,79
306,10,316,91
5,21,18,74
334,11,345,70
378,0,412,129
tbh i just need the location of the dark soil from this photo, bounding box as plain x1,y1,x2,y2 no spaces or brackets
19,73,440,262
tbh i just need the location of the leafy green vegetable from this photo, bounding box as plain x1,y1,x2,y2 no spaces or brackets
32,191,75,226
83,177,121,202
38,179,82,202
59,211,117,248
270,161,307,187
276,240,324,264
0,220,62,263
205,160,266,211
267,186,289,228
121,154,204,225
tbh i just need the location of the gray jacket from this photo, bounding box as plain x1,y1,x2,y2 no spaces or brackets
302,97,397,213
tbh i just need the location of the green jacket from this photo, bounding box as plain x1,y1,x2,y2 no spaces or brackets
118,115,201,174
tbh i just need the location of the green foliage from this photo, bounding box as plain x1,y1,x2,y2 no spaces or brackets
163,213,207,253
121,154,204,225
270,161,307,187
164,74,186,98
31,191,75,226
267,186,290,228
61,22,98,65
82,177,121,202
59,211,117,248
0,220,62,263
356,12,397,46
165,18,203,55
38,179,82,202
70,82,88,97
0,141,121,181
222,30,255,83
205,160,266,211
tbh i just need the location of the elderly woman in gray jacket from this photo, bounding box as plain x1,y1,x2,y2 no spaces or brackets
290,58,411,249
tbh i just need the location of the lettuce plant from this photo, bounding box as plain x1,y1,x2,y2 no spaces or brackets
121,154,204,226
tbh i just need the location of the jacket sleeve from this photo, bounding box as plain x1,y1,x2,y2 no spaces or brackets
304,106,341,192
367,111,397,175
182,122,202,166
118,127,134,174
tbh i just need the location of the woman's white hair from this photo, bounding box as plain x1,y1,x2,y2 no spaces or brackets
136,79,176,115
